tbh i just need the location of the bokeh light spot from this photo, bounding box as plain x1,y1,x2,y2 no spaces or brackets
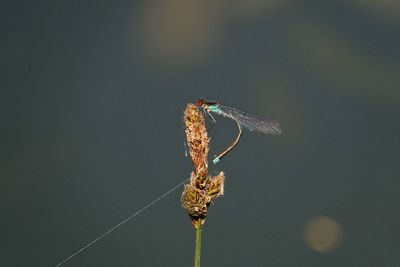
136,0,222,68
303,216,344,253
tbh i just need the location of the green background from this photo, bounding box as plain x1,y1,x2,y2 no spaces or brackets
1,1,399,266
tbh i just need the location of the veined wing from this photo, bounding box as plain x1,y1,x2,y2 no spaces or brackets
217,104,282,135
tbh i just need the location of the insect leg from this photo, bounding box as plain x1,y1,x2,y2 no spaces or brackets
205,109,216,131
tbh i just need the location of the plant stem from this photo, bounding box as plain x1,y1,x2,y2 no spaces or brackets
194,227,202,267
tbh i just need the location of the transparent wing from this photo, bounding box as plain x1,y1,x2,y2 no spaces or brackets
217,104,282,135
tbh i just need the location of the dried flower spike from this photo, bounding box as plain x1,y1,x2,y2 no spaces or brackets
183,103,209,181
181,104,225,229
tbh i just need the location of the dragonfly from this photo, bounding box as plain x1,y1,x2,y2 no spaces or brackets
197,98,282,164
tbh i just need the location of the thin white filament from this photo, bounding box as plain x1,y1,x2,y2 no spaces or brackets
55,179,188,267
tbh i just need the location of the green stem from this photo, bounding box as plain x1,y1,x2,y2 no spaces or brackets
194,227,202,267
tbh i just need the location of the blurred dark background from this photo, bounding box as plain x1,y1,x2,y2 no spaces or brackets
1,1,399,266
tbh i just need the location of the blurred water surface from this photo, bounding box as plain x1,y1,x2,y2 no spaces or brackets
1,1,399,266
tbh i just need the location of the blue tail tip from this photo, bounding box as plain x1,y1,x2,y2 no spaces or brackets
213,157,220,164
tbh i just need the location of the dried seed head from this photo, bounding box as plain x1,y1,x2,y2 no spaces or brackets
183,103,209,178
181,184,211,218
181,103,226,228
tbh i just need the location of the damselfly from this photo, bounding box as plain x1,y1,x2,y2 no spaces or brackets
197,98,282,164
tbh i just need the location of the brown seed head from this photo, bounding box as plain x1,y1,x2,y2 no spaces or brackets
181,103,225,228
183,103,209,179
